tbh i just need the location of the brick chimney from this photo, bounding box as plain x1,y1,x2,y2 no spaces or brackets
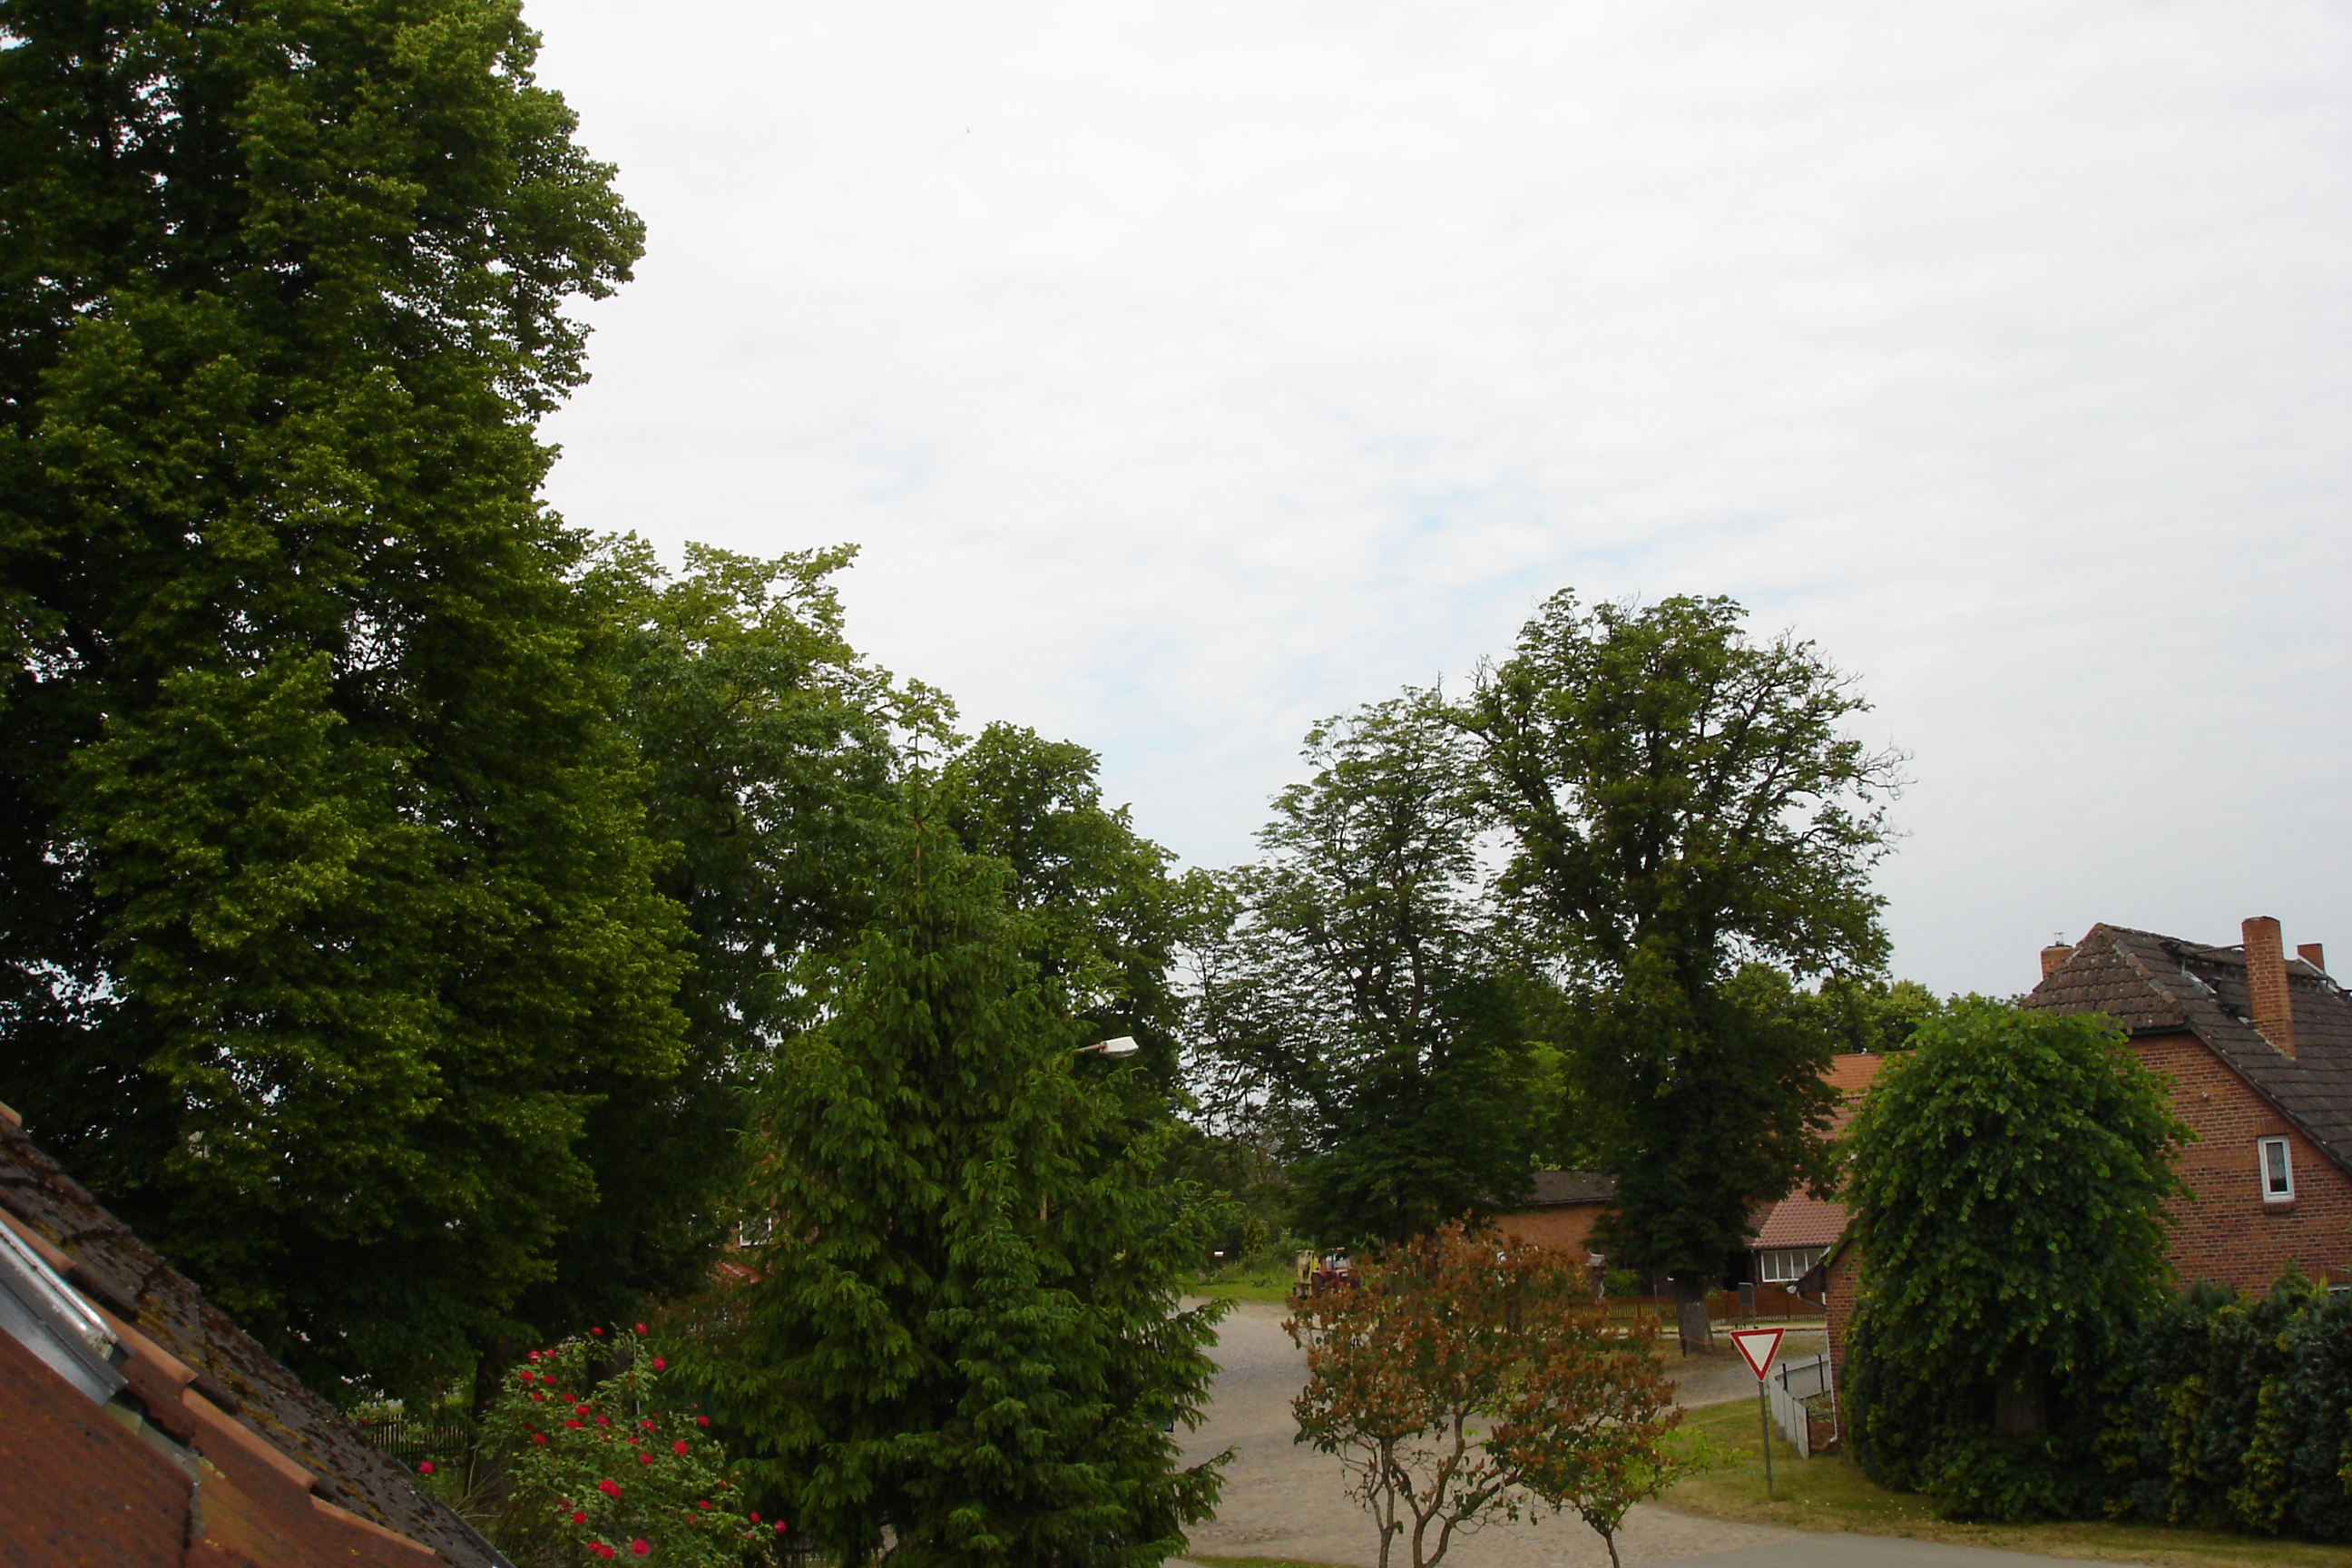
2243,916,2295,1057
2040,943,2074,979
2298,942,2327,975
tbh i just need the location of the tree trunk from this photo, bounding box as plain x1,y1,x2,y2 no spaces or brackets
1994,1363,2046,1434
1674,1276,1714,1351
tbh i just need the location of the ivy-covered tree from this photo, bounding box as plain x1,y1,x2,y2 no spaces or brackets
1459,592,1898,1345
0,0,676,1396
1189,695,1552,1246
1842,1001,2191,1520
685,805,1226,1566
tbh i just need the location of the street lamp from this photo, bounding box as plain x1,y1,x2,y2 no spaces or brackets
1075,1035,1140,1058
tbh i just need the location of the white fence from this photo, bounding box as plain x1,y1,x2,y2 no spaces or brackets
1765,1351,1832,1457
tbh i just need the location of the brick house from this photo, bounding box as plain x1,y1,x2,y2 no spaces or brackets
0,1097,505,1568
1823,916,2352,1409
1492,1170,1615,1271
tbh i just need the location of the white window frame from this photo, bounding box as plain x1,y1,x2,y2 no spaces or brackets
2259,1137,2294,1203
1759,1246,1826,1284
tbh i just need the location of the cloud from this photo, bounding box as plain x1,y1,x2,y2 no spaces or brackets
528,0,2352,993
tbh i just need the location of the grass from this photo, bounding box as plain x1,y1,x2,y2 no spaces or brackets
1661,1397,2352,1568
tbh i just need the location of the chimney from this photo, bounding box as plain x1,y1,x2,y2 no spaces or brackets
2298,942,2327,975
2040,943,2074,979
2243,916,2296,1057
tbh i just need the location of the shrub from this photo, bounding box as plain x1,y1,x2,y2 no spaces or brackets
476,1326,781,1566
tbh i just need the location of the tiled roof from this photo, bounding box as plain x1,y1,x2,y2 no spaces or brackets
0,1113,506,1568
1524,1170,1616,1206
1752,1192,1848,1250
1746,1054,1885,1249
2024,923,2352,1176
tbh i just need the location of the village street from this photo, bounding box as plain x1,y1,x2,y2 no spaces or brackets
1171,1301,2148,1568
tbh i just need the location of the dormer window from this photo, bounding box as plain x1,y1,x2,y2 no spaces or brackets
2260,1137,2294,1204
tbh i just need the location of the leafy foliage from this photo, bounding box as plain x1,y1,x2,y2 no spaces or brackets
476,1327,777,1566
943,721,1189,1086
1842,1001,2192,1520
1458,592,1898,1327
0,0,680,1396
2102,1269,2352,1542
1189,696,1553,1246
679,808,1226,1567
1288,1221,1687,1568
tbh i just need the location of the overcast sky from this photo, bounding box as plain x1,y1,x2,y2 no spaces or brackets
524,0,2350,997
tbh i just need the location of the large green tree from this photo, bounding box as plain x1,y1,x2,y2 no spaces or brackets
687,805,1226,1567
1190,695,1551,1246
1842,1001,2190,1520
1460,592,1898,1344
943,721,1187,1086
511,539,915,1342
0,0,675,1395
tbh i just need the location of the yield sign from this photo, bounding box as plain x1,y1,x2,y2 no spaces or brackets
1730,1327,1784,1381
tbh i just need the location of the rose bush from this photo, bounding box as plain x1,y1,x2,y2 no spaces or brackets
479,1327,782,1565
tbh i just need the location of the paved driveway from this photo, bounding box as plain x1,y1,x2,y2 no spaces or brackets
1170,1301,2147,1568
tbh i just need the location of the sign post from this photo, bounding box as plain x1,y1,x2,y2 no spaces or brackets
1730,1327,1787,1501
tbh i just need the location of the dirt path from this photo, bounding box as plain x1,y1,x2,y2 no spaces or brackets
1173,1299,1798,1567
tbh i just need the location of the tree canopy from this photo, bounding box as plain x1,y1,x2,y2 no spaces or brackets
0,0,675,1395
1842,1000,2191,1519
1188,696,1552,1245
1459,592,1898,1338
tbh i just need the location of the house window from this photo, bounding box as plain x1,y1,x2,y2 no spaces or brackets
2259,1138,2294,1203
1759,1247,1826,1284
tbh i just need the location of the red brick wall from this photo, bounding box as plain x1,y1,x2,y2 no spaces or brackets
2135,1031,2352,1292
1493,1201,1605,1259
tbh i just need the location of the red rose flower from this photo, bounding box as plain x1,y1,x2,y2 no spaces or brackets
532,1433,548,1446
527,1350,542,1363
672,1440,689,1455
597,1478,622,1499
595,1416,611,1426
696,1500,710,1512
590,1326,604,1338
571,1511,586,1524
634,1322,648,1334
641,1418,656,1431
695,1416,710,1427
416,1461,434,1475
565,1419,583,1429
652,1357,666,1371
631,1543,650,1557
637,1453,653,1465
531,1392,545,1402
774,1521,789,1534
750,1513,760,1524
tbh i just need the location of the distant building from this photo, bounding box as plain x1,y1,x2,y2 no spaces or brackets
1492,1170,1615,1274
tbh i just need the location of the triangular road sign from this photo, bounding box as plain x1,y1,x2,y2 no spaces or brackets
1730,1326,1785,1381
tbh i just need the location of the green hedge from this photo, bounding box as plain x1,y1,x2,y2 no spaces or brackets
1848,1269,2352,1535
2104,1270,2352,1541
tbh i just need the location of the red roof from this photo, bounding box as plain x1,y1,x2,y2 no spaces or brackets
1746,1053,1886,1250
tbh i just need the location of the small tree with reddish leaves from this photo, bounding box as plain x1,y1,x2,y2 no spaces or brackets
476,1327,780,1566
1288,1222,1688,1568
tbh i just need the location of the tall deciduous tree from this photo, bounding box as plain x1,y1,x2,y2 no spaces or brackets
688,807,1226,1567
514,538,914,1342
1460,593,1898,1345
1842,1001,2190,1520
1189,696,1550,1246
0,0,674,1395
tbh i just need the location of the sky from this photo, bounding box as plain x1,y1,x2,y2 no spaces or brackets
522,0,2351,997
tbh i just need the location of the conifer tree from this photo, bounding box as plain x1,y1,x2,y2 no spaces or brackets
691,808,1226,1567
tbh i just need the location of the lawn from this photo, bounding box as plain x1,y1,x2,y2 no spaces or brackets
1661,1397,2352,1568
